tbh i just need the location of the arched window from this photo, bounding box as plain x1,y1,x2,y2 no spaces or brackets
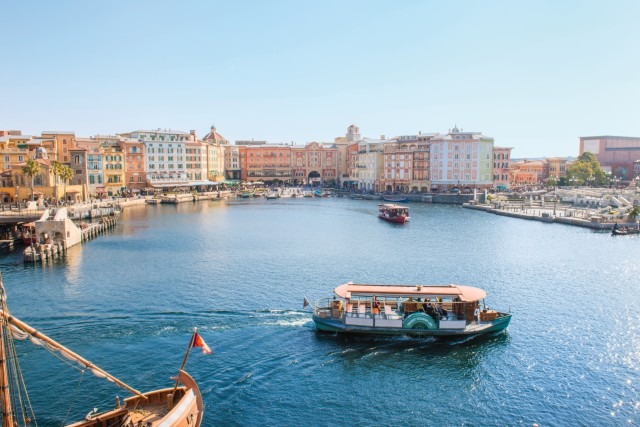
74,155,80,164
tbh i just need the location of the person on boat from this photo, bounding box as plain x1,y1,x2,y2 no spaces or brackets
423,301,436,318
613,222,619,232
436,304,447,319
474,307,481,323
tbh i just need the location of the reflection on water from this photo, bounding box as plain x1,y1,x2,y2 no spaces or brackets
0,198,639,425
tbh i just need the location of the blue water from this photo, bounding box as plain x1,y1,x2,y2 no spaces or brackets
1,198,639,426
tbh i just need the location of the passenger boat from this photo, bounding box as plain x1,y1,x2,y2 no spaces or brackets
312,282,512,337
265,191,279,199
20,222,37,245
0,273,204,426
378,203,410,224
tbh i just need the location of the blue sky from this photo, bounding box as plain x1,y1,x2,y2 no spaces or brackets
1,1,639,157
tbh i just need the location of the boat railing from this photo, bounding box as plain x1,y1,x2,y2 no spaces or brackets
314,298,345,320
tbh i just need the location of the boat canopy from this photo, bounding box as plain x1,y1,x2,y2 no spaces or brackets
333,283,487,302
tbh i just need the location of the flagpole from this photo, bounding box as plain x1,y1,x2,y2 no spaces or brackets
170,328,197,404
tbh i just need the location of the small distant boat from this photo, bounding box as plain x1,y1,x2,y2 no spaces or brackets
378,204,410,224
20,222,37,245
266,191,279,200
612,225,640,236
383,196,408,203
311,282,512,338
239,191,254,198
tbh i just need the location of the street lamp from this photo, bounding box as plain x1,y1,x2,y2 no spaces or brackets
15,186,19,205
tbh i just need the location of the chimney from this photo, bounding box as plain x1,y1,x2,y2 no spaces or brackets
381,135,386,140
190,130,196,136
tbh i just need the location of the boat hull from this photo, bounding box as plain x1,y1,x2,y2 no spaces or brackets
65,370,203,427
313,313,511,337
382,197,408,203
378,214,409,224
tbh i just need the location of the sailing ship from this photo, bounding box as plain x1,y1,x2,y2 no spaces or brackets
0,273,205,427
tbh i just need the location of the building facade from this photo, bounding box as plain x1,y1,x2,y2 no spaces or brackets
580,136,640,181
493,147,513,189
429,127,494,191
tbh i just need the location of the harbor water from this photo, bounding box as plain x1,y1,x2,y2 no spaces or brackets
1,198,639,426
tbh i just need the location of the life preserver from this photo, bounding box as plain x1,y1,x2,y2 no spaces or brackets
403,312,437,329
474,308,480,316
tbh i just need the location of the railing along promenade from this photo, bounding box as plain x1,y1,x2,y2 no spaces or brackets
464,186,640,230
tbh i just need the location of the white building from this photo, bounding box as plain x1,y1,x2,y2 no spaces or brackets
356,138,385,192
120,129,192,188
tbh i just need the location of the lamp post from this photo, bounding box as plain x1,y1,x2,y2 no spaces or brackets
15,186,19,205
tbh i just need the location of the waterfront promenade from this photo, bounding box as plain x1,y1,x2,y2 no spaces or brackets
464,186,640,230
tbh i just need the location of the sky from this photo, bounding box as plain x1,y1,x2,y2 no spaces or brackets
1,1,639,158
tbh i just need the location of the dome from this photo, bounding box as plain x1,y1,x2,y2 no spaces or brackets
203,125,227,144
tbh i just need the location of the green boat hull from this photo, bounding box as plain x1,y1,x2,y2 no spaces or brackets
312,313,511,337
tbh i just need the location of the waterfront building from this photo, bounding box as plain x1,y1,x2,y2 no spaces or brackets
345,142,360,189
40,131,76,163
545,157,568,181
203,126,227,183
332,129,353,188
0,132,30,201
12,147,56,201
580,135,640,182
291,142,338,186
244,143,293,184
224,144,242,182
412,133,436,193
429,127,494,192
355,138,385,192
121,138,146,193
119,129,190,189
94,135,126,197
493,147,513,189
69,146,89,201
75,139,104,198
510,160,545,185
185,137,208,183
380,136,413,193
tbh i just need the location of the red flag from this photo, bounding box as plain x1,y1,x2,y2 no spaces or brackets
192,332,212,354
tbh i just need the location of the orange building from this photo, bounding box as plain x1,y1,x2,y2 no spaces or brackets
40,131,76,163
122,138,146,192
511,160,545,185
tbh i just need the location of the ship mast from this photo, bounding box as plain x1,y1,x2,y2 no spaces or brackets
0,311,148,400
0,300,14,427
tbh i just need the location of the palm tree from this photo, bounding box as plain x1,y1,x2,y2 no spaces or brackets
628,206,640,221
50,160,63,202
60,166,74,203
21,159,41,202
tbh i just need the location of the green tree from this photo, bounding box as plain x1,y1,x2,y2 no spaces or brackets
60,166,74,202
566,152,607,186
21,159,42,202
50,160,63,201
629,206,640,221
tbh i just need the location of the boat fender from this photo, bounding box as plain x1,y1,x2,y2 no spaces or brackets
403,312,437,329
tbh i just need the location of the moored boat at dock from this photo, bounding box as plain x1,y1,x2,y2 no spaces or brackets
378,203,410,224
312,282,511,338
